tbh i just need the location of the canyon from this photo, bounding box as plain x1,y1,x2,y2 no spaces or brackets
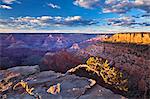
0,32,150,98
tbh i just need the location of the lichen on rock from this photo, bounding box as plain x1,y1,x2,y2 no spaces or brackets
68,56,128,92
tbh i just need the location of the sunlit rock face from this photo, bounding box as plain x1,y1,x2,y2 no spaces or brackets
104,32,150,45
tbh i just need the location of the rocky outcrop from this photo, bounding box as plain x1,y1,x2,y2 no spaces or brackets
0,65,40,94
0,66,125,99
41,50,83,72
7,65,40,76
104,32,150,45
0,70,20,92
76,42,150,98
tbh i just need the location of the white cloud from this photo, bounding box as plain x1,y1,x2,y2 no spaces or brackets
65,16,81,21
103,8,125,13
135,0,144,5
0,16,97,31
73,0,150,13
135,0,150,6
0,15,150,34
0,5,12,9
103,0,132,13
103,0,150,13
38,16,53,20
2,0,17,4
107,16,135,26
73,0,100,9
105,0,116,5
106,15,150,27
47,3,61,9
134,0,150,12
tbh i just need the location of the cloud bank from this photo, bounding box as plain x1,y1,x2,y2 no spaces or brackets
0,16,97,30
74,0,150,13
73,0,101,9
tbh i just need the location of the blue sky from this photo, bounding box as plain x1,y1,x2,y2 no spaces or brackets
0,0,150,33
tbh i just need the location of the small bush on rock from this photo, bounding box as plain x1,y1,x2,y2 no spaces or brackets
86,57,128,91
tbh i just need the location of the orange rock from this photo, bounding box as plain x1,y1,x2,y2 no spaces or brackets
104,32,150,45
47,83,61,95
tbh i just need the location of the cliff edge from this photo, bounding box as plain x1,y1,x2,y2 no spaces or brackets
104,32,150,45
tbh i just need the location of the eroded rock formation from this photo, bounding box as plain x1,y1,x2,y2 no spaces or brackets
104,32,150,45
75,42,150,98
0,66,126,99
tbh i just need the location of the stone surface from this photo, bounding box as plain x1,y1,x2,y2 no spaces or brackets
0,66,125,99
7,65,40,76
41,50,82,72
79,85,126,99
104,33,150,44
75,42,150,97
0,70,20,93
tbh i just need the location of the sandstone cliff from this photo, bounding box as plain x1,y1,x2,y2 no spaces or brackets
104,32,150,45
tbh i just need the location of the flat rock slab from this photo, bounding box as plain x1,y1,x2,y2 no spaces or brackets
13,71,94,98
1,66,126,99
7,65,40,76
79,84,126,99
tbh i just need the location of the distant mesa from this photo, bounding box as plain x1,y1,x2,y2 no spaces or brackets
104,32,150,45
